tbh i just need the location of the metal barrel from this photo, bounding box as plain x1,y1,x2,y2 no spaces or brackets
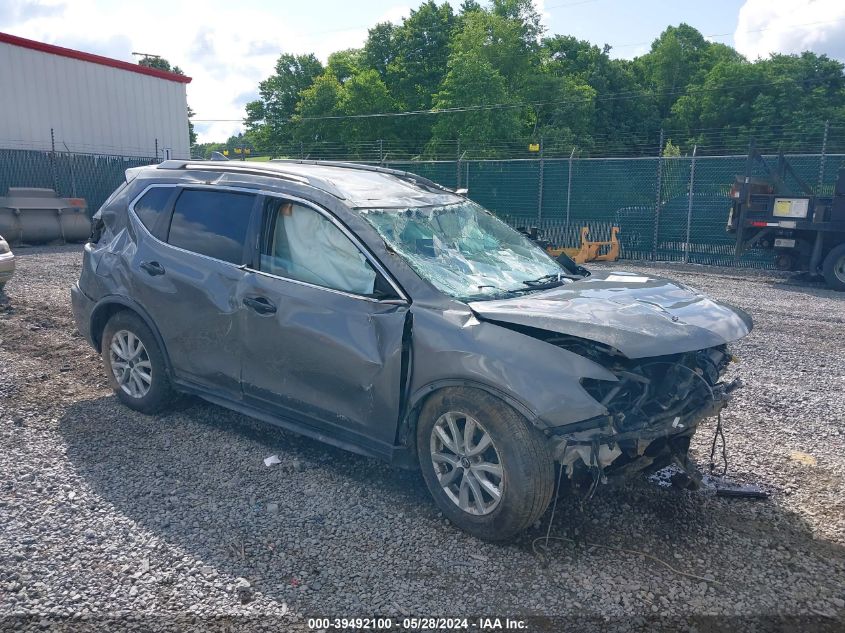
0,188,90,244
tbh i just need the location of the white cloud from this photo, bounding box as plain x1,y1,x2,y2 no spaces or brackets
734,0,845,61
532,0,550,32
2,0,411,143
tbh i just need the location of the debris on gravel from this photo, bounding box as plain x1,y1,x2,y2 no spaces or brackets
1,246,844,630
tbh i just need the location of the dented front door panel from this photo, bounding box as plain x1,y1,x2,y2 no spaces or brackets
238,271,408,448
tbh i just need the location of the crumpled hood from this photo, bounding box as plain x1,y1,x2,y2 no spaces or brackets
468,271,753,358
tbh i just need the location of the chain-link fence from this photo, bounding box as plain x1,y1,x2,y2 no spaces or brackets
383,152,843,267
3,145,843,268
0,148,157,213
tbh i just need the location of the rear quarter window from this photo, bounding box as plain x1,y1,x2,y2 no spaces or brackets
167,189,255,265
132,186,175,240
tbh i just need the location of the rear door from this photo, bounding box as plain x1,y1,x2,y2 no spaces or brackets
128,185,258,396
238,195,410,452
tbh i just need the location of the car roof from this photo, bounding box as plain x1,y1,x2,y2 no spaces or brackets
149,159,463,209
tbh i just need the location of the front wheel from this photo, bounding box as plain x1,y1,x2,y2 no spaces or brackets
416,387,555,541
822,244,845,291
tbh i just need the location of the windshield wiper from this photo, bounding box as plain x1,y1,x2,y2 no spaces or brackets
524,270,585,284
520,273,572,288
470,281,560,300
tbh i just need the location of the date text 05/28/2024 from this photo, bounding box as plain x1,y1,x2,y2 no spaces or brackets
307,617,528,630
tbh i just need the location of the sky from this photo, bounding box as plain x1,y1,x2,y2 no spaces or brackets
2,0,845,143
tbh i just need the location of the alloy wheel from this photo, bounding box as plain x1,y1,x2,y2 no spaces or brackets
430,411,504,515
109,329,152,399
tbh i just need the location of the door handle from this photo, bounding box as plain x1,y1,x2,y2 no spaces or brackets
243,296,277,314
140,261,165,276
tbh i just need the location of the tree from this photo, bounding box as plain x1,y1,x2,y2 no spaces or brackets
524,72,595,148
429,51,522,152
186,105,197,146
326,49,365,83
490,0,543,45
295,72,345,146
245,53,324,150
138,55,183,74
540,36,658,154
387,1,456,111
669,51,845,152
137,56,196,148
363,2,456,145
662,139,681,156
635,24,707,118
338,69,400,144
449,6,538,93
363,22,398,80
295,62,401,156
459,0,483,15
236,5,845,158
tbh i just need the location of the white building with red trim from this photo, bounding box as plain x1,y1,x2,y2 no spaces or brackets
0,32,192,159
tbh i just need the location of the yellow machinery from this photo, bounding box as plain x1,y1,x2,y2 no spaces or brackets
546,226,620,264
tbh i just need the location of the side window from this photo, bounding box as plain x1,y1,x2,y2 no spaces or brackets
133,186,172,238
259,199,378,296
168,189,255,265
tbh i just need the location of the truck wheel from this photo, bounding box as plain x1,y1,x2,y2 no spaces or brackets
417,387,555,542
822,244,845,291
774,252,796,271
101,311,176,414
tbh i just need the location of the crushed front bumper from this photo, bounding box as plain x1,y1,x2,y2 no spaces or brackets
550,377,741,484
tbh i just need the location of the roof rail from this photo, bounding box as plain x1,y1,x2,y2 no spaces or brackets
269,159,455,195
154,160,345,199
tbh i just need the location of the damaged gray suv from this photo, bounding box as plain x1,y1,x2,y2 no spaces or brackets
71,160,752,541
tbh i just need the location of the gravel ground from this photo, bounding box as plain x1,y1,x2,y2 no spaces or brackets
1,245,844,631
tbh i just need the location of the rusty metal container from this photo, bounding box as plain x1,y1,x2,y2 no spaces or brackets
0,188,90,244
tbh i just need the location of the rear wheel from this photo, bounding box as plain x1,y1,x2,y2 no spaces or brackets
822,244,845,291
101,311,175,414
416,387,555,542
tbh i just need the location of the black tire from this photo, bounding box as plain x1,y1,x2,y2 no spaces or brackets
101,310,175,414
416,387,555,542
822,244,845,291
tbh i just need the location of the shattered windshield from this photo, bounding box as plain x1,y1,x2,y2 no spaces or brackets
360,201,566,300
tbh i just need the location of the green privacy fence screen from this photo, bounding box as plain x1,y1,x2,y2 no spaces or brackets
3,148,843,268
386,153,845,268
0,149,157,214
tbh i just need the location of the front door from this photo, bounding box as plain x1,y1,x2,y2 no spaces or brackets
238,196,409,451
